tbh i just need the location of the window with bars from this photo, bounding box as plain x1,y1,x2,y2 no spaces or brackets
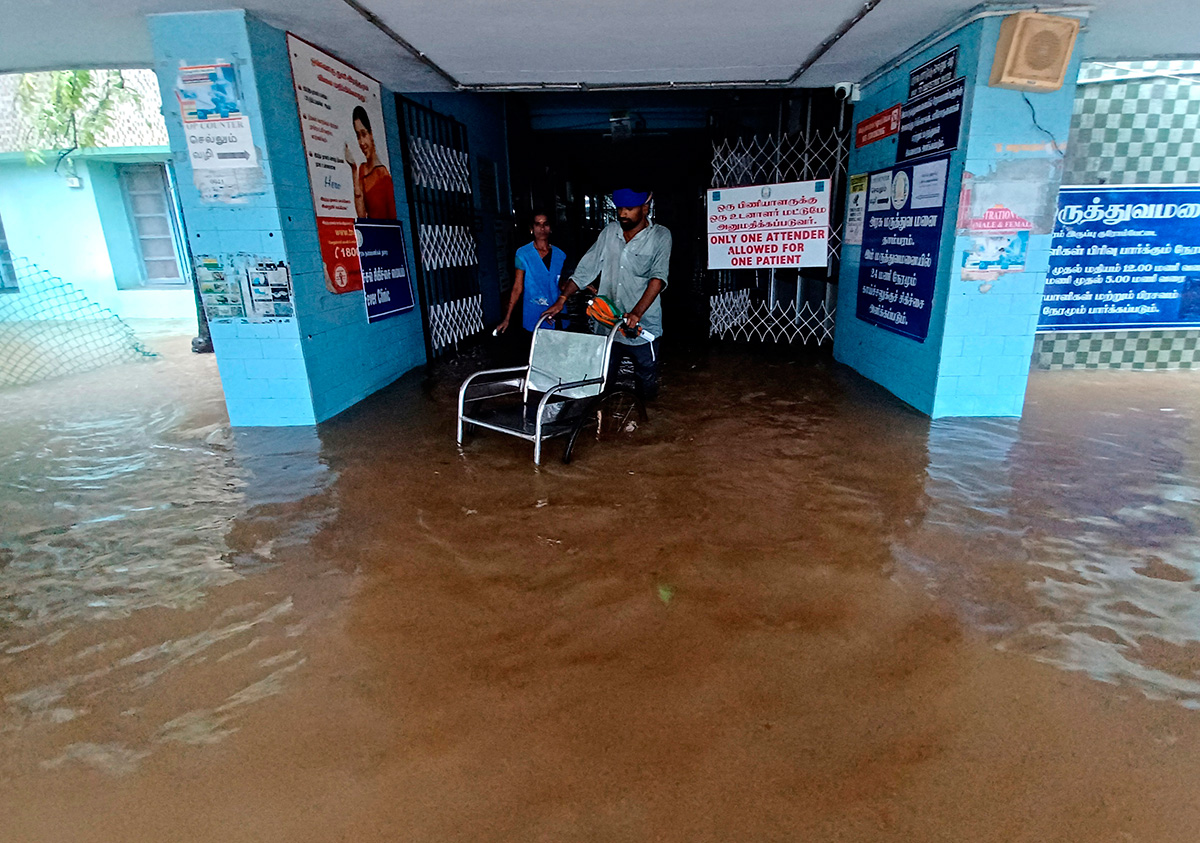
0,210,16,292
117,163,189,287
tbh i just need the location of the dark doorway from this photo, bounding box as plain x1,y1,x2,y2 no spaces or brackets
519,129,711,347
503,90,844,356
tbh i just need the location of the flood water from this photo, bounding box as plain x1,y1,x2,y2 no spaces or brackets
3,331,1200,842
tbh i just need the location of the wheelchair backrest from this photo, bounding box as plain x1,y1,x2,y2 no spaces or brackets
526,330,610,400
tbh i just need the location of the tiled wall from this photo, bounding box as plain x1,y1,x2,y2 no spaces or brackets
208,319,314,424
244,18,426,422
1035,330,1200,369
1035,60,1200,370
149,12,311,427
1064,61,1200,186
149,11,425,426
834,27,982,414
935,17,1082,417
835,16,1081,418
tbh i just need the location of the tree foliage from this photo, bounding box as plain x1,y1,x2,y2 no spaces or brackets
15,70,142,167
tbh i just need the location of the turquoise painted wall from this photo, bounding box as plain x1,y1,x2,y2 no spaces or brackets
934,17,1082,417
149,10,426,427
0,160,117,305
0,157,194,320
835,16,1082,418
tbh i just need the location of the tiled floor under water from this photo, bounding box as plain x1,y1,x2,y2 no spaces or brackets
2,332,1200,842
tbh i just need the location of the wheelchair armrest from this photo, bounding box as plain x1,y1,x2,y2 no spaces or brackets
459,366,527,411
534,377,604,429
540,377,604,399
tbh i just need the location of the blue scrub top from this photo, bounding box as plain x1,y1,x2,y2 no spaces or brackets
515,241,566,331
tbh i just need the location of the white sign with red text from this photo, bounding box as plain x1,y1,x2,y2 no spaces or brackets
288,34,394,295
706,180,831,269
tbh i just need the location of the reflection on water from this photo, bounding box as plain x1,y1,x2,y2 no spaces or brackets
4,332,1200,833
0,336,335,771
897,370,1200,707
7,337,1200,840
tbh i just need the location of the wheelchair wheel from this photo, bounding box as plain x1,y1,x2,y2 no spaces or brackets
561,388,645,463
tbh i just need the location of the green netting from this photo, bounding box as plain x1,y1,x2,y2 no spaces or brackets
0,258,156,387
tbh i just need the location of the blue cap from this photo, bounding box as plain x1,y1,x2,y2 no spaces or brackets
612,188,650,208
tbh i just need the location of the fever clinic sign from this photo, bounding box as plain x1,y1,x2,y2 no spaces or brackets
706,181,830,270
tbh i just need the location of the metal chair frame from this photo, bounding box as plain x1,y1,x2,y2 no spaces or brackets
457,315,625,465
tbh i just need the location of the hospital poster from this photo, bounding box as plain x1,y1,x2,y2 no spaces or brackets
960,204,1032,282
846,173,868,246
288,34,404,308
175,63,258,169
706,180,831,270
174,63,265,204
246,260,295,320
195,255,245,320
856,156,951,342
1040,185,1200,330
896,78,965,164
356,221,415,323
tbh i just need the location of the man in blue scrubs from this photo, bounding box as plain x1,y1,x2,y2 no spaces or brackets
497,210,567,335
541,188,671,400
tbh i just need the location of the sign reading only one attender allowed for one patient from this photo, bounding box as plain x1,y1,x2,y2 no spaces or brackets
706,181,830,270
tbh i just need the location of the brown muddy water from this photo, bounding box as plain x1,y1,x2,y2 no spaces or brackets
3,331,1200,842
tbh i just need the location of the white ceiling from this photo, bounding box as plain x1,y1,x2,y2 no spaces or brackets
0,0,1197,91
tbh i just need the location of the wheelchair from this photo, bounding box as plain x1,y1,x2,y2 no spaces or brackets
456,314,647,465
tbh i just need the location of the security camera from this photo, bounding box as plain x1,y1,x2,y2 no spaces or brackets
833,82,860,102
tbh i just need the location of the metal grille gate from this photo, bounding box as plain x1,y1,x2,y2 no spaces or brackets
396,97,484,360
707,110,851,346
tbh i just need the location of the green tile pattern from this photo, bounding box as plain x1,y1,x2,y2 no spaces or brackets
1034,330,1200,370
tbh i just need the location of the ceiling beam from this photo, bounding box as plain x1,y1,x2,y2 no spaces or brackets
338,0,461,89
343,0,887,92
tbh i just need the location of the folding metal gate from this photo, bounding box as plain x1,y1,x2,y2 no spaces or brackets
396,97,484,359
707,106,851,346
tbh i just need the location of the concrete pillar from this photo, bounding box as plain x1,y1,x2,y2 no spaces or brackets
148,10,425,426
835,13,1083,417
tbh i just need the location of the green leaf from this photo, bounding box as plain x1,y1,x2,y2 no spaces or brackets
14,69,144,164
656,583,675,605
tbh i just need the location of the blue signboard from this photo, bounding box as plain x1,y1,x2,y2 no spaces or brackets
355,221,415,324
896,78,964,163
856,156,951,342
909,47,958,99
1040,186,1200,330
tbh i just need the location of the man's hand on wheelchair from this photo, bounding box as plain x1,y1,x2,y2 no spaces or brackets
540,299,565,322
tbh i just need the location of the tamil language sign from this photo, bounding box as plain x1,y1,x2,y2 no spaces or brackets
855,105,902,148
856,156,951,342
1040,185,1200,330
356,221,415,323
896,78,965,163
909,47,958,99
289,33,403,313
175,63,257,169
706,180,830,270
174,63,265,204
